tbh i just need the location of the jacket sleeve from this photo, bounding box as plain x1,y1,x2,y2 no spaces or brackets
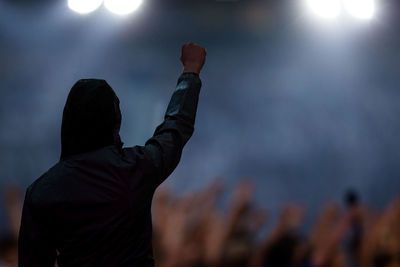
18,188,56,267
138,72,202,186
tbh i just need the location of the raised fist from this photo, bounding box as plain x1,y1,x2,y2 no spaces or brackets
180,42,207,75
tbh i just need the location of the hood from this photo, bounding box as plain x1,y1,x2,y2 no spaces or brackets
60,79,123,160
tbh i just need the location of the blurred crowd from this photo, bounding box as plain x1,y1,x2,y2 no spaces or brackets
1,180,399,267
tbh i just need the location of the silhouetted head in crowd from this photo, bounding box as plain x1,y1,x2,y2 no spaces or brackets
344,188,359,208
0,234,17,264
373,252,400,267
264,232,302,267
60,79,123,160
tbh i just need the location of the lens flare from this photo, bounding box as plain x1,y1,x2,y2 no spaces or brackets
104,0,143,15
68,0,103,14
307,0,341,19
343,0,375,19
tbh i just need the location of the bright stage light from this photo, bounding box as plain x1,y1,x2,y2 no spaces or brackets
343,0,375,19
104,0,143,15
68,0,103,14
307,0,341,19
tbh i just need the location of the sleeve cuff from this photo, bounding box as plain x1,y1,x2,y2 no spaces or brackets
178,72,202,88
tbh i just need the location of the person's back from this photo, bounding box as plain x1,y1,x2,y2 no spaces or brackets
18,43,207,267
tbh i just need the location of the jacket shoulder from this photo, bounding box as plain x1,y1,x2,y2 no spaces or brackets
25,163,63,204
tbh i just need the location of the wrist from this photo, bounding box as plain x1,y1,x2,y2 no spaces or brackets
182,66,201,75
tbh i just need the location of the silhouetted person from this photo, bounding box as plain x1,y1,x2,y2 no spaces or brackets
0,233,18,266
18,43,206,267
344,189,363,267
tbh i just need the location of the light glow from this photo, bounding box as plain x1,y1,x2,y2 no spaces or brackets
104,0,143,15
307,0,341,19
343,0,375,19
68,0,103,14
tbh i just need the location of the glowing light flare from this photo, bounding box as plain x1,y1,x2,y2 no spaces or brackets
68,0,103,14
307,0,341,19
343,0,375,19
104,0,143,15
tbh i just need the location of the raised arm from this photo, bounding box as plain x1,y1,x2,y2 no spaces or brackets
138,43,206,186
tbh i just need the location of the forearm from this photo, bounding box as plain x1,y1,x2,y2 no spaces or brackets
164,72,201,130
151,73,201,146
143,73,201,183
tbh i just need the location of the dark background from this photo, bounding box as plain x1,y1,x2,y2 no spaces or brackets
1,0,400,232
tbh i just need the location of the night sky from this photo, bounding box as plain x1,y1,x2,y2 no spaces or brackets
1,0,400,232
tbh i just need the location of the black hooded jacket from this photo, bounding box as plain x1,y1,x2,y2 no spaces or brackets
18,73,202,267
